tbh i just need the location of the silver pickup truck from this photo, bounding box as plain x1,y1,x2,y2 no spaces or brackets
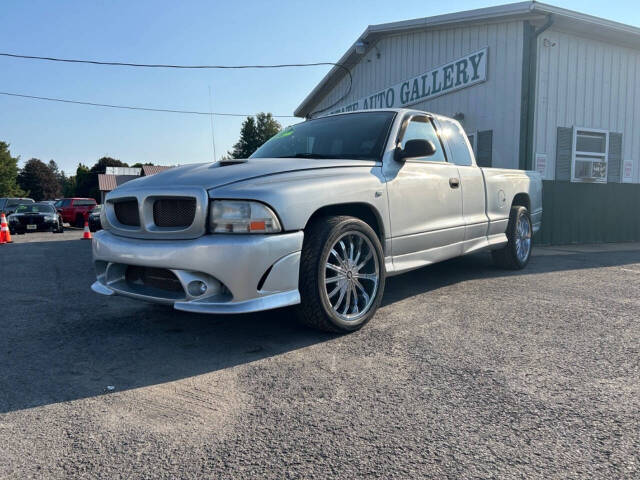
92,109,542,332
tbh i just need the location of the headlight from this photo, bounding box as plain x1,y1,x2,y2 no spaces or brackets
45,215,56,221
210,200,281,233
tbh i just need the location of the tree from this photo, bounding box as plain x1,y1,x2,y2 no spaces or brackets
229,112,281,159
131,162,154,169
76,157,128,201
61,174,76,197
48,160,68,198
73,164,90,198
17,158,61,200
255,112,281,146
0,142,24,197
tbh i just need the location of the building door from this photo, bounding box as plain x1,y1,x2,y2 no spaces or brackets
385,114,464,266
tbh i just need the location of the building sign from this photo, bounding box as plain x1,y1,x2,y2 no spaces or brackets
623,160,633,183
535,153,547,178
329,47,488,115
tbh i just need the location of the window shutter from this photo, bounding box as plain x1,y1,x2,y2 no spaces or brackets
476,130,493,167
607,133,623,183
555,127,573,181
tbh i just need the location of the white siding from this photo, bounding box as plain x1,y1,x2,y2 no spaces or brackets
534,28,640,182
309,21,524,169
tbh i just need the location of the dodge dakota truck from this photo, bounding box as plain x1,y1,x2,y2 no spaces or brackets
91,109,542,332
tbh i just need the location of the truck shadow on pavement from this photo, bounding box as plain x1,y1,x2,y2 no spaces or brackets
381,246,640,307
1,240,639,413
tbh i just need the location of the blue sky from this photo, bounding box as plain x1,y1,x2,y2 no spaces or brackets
1,0,637,174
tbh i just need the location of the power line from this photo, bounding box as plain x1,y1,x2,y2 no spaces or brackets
0,52,353,115
0,52,341,71
0,91,298,118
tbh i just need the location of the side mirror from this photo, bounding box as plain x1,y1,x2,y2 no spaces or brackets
395,139,437,162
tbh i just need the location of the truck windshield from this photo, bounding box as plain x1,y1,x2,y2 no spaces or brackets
15,204,54,214
251,111,395,161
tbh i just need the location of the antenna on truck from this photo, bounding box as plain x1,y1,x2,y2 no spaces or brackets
208,85,217,162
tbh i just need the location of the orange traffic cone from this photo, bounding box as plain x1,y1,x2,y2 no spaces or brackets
82,220,92,240
0,213,12,244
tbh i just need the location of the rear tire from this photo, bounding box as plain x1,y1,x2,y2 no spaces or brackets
295,216,385,333
492,206,532,269
75,214,84,228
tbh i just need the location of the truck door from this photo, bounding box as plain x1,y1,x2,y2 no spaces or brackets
435,117,489,249
59,199,72,222
385,114,465,264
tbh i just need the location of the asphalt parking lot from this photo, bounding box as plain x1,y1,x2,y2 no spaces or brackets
1,233,639,479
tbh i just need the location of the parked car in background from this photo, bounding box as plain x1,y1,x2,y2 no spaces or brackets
55,197,97,227
0,197,35,216
8,202,64,234
91,109,543,333
88,205,102,232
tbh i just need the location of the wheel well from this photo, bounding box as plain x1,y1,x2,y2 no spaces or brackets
305,203,385,249
512,193,530,211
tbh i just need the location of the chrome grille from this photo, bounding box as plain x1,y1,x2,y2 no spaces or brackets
153,198,196,228
114,200,140,226
104,188,207,239
19,215,44,225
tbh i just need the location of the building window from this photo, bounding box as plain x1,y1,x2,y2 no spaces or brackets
467,133,476,156
572,128,609,183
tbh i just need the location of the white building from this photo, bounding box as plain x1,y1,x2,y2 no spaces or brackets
295,1,640,244
98,165,173,203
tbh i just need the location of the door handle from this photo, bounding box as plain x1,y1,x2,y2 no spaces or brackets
449,177,460,188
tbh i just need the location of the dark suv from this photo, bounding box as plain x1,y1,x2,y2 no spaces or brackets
0,197,35,216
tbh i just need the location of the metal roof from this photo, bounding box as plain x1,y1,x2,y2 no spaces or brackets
98,174,139,192
142,165,172,176
294,1,640,117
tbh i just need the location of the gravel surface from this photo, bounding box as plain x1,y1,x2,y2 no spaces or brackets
1,234,639,479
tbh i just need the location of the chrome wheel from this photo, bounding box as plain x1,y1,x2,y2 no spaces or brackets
322,231,380,323
515,213,532,262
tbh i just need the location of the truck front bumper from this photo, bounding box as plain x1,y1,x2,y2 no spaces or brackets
91,229,304,314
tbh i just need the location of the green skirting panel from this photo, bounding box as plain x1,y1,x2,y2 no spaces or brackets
535,181,640,245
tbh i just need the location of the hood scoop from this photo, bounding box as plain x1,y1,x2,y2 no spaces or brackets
216,158,248,167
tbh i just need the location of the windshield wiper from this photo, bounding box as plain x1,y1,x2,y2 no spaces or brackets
274,153,330,159
274,153,375,160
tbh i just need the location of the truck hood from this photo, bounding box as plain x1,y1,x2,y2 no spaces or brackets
113,158,378,192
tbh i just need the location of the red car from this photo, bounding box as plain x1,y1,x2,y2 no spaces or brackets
55,198,97,227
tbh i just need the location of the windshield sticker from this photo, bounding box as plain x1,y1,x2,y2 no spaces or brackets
274,128,294,138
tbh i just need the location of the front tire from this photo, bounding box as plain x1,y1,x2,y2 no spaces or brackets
492,206,532,269
295,216,385,333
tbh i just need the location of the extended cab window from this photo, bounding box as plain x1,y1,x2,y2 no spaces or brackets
438,118,474,167
400,116,446,162
73,200,96,206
